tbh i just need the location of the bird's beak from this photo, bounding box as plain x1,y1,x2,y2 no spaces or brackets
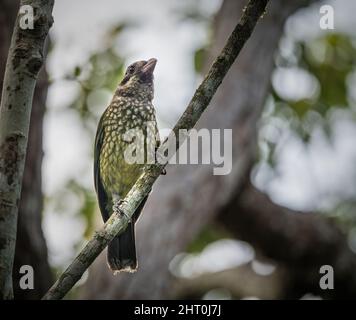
142,58,157,75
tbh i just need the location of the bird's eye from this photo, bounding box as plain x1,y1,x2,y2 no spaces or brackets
127,65,135,74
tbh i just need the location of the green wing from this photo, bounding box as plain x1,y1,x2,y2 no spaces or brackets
94,114,110,221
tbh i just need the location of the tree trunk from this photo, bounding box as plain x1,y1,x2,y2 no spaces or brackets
1,0,53,300
82,0,307,299
12,65,53,300
0,0,54,299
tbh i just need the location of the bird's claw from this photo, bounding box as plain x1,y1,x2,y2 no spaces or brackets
161,168,167,175
113,200,131,222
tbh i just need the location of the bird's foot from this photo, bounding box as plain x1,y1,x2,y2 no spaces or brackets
113,200,131,222
161,168,167,175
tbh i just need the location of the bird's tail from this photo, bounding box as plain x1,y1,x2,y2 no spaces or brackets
107,222,137,273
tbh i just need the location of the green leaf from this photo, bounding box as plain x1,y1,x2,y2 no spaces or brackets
74,66,81,77
186,225,229,253
289,99,313,118
194,47,206,74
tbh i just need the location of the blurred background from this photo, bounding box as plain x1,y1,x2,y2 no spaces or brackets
1,0,356,299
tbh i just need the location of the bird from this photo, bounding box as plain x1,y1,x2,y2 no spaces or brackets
94,58,160,273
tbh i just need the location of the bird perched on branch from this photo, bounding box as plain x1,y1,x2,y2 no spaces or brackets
94,58,160,273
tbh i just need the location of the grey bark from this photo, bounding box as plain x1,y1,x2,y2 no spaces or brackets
13,66,53,300
0,0,53,300
82,0,308,300
43,0,270,300
0,0,54,299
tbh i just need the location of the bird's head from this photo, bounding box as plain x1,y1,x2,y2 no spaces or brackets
116,58,157,101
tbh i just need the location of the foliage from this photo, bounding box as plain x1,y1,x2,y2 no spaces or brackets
271,33,356,141
258,31,356,233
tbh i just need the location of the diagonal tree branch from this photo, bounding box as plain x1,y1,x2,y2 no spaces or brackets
0,0,54,300
42,0,270,300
